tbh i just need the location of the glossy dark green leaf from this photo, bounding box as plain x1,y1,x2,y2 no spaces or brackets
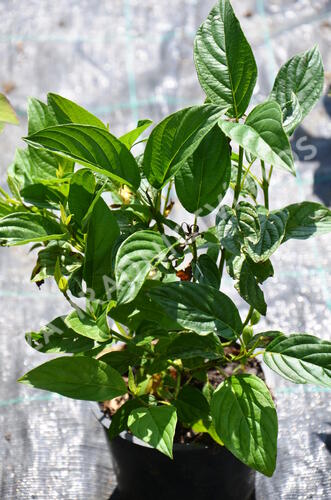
174,386,210,426
283,201,331,242
143,104,226,189
65,310,111,342
28,97,58,134
219,101,295,175
108,399,141,440
83,198,120,298
165,331,223,360
245,206,289,263
216,205,241,255
193,253,221,289
0,212,64,246
115,230,169,305
235,259,267,315
128,405,177,458
175,126,231,215
149,282,242,338
99,348,142,375
47,93,107,129
68,169,95,226
270,46,324,124
236,201,260,244
119,119,153,149
24,124,141,189
194,0,257,118
18,357,127,401
264,334,331,387
25,316,94,353
211,374,278,476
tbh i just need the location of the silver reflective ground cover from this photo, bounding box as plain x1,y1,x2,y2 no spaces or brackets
0,0,330,498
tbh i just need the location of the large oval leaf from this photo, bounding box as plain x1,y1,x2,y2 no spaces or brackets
143,104,226,189
219,101,295,175
282,201,331,242
264,334,331,388
270,46,324,126
175,126,231,215
24,124,141,189
47,93,107,129
0,212,64,246
211,374,278,476
194,0,257,118
115,230,170,305
18,357,127,401
149,282,242,338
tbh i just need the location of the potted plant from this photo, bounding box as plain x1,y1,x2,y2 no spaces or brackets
0,1,330,498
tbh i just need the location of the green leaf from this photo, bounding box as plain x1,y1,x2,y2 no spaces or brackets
119,119,153,149
174,386,209,426
236,201,260,244
193,253,221,289
47,93,107,129
0,201,28,219
28,97,58,134
25,316,94,353
31,241,81,283
270,46,324,125
235,259,267,315
149,282,242,338
0,212,65,246
219,101,295,175
281,92,302,136
24,124,141,189
283,201,331,242
100,348,142,375
0,93,19,127
18,357,127,401
115,230,169,305
65,310,111,342
83,198,120,298
68,169,95,226
143,104,226,189
194,0,257,118
247,258,274,284
211,374,278,476
165,331,223,360
108,399,141,440
230,164,257,201
128,405,177,458
216,205,241,255
245,206,289,263
175,126,231,215
264,334,331,387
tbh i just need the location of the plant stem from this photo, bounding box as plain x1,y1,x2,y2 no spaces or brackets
232,145,244,208
219,248,226,283
242,306,254,328
260,160,269,209
163,180,173,216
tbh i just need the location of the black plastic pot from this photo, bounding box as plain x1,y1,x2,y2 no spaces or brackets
93,405,255,500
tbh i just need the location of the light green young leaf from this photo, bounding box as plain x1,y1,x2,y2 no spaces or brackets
149,282,242,338
143,104,227,189
270,46,324,125
128,405,177,458
47,93,107,129
175,126,231,216
0,212,65,246
264,334,331,387
119,119,153,149
194,0,257,118
65,309,111,342
24,124,141,189
115,230,169,305
83,198,120,298
18,357,127,401
0,93,19,129
211,374,278,476
282,201,331,242
219,101,295,175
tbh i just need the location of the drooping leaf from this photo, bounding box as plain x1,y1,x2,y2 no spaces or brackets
24,124,141,189
83,198,120,298
128,405,177,458
282,201,331,242
175,126,231,215
30,241,81,283
68,168,95,226
264,334,331,387
281,92,302,136
193,253,221,289
18,357,127,401
211,374,278,476
25,316,94,353
115,230,170,305
219,101,295,175
235,259,267,315
47,93,107,129
194,0,257,118
0,212,65,246
65,310,111,342
174,386,210,426
270,46,324,125
143,104,226,189
119,119,153,149
245,206,289,263
149,282,242,338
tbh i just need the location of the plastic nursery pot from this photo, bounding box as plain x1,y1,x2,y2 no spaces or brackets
93,405,255,500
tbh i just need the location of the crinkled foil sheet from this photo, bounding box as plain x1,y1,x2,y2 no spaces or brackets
0,0,330,498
